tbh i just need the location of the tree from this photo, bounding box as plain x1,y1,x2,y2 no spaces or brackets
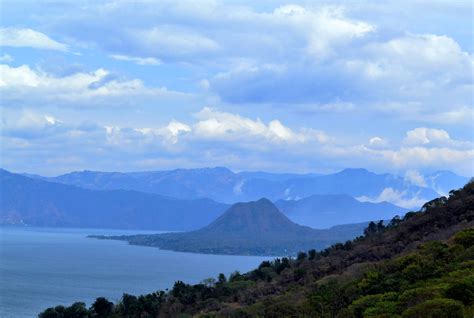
364,221,377,236
91,297,113,317
171,281,196,305
201,277,216,288
64,302,90,318
39,306,66,318
120,294,140,316
297,251,307,261
217,273,227,284
401,299,464,318
453,228,474,248
388,215,401,228
229,271,243,282
445,279,474,305
376,220,385,232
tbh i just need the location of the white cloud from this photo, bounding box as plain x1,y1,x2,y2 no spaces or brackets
233,179,245,195
423,106,474,125
404,127,451,146
357,187,427,209
0,27,68,51
193,107,327,143
135,120,191,144
348,34,473,100
376,146,474,174
2,110,61,131
369,136,386,146
110,54,162,65
0,64,187,106
2,107,473,176
404,170,427,187
368,34,471,71
272,5,375,58
129,26,219,57
95,120,472,176
402,127,472,150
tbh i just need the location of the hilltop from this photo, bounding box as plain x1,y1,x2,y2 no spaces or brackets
96,198,368,256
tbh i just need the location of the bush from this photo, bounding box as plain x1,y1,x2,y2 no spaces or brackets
445,277,474,305
91,297,113,317
401,298,464,318
453,228,474,248
398,286,443,309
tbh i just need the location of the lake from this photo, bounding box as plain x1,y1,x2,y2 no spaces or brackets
0,226,269,317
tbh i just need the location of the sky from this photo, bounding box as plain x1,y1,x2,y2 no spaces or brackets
0,0,473,176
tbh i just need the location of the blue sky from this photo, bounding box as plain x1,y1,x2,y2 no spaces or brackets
0,0,472,176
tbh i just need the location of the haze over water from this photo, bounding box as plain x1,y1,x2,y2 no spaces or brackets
0,226,268,318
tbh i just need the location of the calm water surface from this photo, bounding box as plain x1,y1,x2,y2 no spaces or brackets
0,226,268,318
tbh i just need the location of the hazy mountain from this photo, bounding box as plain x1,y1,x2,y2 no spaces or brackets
280,168,440,202
236,171,320,181
425,170,470,195
0,169,228,230
26,167,459,209
276,194,407,229
45,167,243,203
97,198,369,256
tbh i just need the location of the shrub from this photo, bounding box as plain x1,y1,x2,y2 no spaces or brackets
445,277,474,305
453,228,474,248
401,298,464,318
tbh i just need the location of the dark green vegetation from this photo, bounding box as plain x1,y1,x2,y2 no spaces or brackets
93,198,369,256
0,169,227,230
40,181,474,317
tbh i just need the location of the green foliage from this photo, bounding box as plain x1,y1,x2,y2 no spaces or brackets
453,228,474,248
91,297,113,317
297,251,307,261
445,277,474,305
217,273,227,285
401,298,464,318
398,286,443,309
348,293,399,317
38,303,90,318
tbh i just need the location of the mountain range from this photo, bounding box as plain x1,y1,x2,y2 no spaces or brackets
1,169,410,230
96,198,371,256
22,167,468,208
275,194,407,229
0,169,227,230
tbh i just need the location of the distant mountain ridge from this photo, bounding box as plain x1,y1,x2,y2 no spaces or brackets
0,169,228,230
276,194,407,229
98,198,369,256
0,169,409,231
22,167,468,208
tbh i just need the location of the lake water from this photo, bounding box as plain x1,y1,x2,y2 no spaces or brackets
0,226,268,318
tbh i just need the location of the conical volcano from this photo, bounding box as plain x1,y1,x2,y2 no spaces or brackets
200,198,315,238
104,198,365,256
